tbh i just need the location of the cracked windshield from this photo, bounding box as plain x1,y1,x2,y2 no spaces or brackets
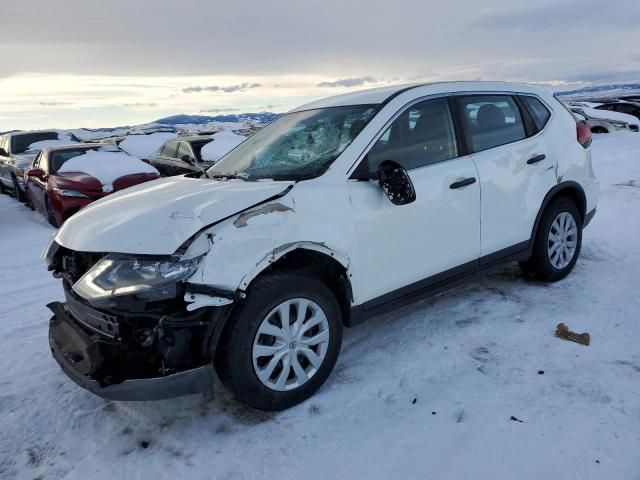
207,105,378,180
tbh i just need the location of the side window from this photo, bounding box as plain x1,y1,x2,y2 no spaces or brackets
459,95,526,152
162,142,178,158
521,96,551,131
32,152,42,169
618,104,638,116
366,97,458,171
177,142,193,161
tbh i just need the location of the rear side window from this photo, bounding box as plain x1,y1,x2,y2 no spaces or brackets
365,97,458,171
161,142,178,158
521,96,551,130
459,95,526,153
177,142,193,161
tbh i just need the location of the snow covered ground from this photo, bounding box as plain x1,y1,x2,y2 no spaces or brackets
1,132,639,479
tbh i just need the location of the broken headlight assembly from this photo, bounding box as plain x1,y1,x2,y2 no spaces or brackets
72,254,202,302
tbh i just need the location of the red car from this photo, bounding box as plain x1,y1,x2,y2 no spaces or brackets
25,144,160,227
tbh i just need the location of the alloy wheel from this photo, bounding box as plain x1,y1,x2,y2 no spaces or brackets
547,212,578,269
252,298,330,392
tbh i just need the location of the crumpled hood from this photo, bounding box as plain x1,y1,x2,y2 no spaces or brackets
55,175,294,255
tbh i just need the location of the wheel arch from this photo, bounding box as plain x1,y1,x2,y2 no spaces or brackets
240,244,354,327
530,181,587,246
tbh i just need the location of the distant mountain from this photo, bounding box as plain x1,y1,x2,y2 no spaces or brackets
557,83,640,100
153,112,281,126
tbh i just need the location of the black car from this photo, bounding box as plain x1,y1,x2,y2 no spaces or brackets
595,100,640,121
152,136,214,176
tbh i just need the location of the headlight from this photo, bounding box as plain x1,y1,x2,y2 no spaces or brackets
53,188,89,198
72,254,202,301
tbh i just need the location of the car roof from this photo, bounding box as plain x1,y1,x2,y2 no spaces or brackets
42,143,113,153
6,129,60,138
289,81,550,112
174,135,213,142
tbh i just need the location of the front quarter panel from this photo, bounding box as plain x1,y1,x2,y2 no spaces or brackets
186,180,357,297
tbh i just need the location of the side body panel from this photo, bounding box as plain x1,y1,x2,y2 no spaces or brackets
347,158,481,302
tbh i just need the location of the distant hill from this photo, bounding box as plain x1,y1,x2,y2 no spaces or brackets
557,83,640,100
153,112,281,126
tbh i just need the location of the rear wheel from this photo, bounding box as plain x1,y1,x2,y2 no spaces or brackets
216,272,343,411
521,197,582,282
591,126,608,134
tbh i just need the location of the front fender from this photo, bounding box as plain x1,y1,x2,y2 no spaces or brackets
183,186,355,296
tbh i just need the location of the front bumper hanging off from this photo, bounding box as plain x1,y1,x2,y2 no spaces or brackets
48,301,215,401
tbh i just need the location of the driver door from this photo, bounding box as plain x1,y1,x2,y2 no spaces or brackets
347,97,481,304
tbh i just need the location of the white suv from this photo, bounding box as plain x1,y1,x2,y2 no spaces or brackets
44,82,599,410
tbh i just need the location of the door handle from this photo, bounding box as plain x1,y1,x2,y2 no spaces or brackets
527,154,546,165
450,177,476,189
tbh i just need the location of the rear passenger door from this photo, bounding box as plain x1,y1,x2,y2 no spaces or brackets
458,94,557,258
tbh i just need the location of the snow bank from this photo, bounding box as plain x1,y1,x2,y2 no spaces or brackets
579,107,640,128
200,129,246,162
119,132,177,160
58,150,159,192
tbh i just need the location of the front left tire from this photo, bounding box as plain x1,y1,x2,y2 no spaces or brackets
216,272,343,411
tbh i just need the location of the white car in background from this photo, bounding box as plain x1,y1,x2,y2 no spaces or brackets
44,81,599,411
568,102,639,134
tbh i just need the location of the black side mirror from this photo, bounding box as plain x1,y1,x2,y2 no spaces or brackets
377,160,416,205
0,148,7,156
180,154,192,163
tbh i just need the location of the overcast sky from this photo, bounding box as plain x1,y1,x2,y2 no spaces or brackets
0,0,638,130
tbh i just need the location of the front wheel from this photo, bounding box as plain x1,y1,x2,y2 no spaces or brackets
216,272,343,411
521,197,583,282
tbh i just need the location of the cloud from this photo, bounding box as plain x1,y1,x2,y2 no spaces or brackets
38,101,72,106
199,108,240,113
121,102,158,107
317,77,377,88
182,83,262,94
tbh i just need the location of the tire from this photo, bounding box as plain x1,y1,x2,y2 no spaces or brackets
13,175,26,203
0,179,5,195
521,197,582,282
216,272,343,411
44,196,58,227
591,126,608,134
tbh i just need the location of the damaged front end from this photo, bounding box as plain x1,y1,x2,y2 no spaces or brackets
44,242,232,401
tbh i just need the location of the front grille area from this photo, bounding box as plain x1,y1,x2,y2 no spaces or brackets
60,249,106,283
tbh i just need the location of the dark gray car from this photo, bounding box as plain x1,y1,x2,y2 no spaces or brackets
152,136,214,176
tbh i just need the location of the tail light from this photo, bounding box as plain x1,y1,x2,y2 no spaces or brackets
576,121,592,149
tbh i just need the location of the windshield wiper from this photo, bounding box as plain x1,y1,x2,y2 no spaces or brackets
207,171,250,181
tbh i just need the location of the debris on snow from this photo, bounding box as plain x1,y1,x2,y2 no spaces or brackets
555,323,591,346
510,416,524,423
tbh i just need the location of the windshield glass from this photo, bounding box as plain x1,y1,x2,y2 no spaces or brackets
51,146,120,173
11,132,59,154
207,105,378,180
